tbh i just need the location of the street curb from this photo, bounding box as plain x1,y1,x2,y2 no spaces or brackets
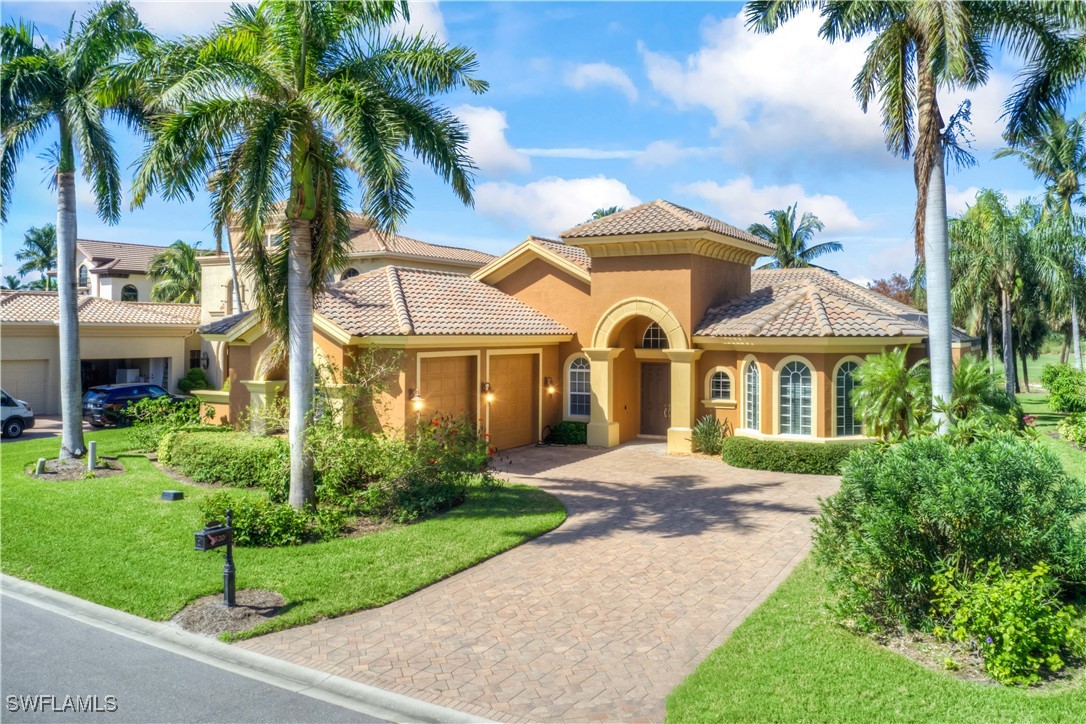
1,575,490,724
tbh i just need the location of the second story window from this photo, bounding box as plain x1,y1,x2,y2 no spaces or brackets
121,284,138,302
78,265,88,287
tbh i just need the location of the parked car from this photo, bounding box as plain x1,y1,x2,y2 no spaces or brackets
82,384,180,427
1,388,35,438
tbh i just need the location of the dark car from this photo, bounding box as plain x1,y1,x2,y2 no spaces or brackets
82,384,179,427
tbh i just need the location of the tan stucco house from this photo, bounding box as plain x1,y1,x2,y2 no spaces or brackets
197,199,976,453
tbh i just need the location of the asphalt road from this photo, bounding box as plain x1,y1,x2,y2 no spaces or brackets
0,595,380,723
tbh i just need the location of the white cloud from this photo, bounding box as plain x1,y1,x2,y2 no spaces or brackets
680,176,869,233
945,185,1038,216
475,176,641,234
454,105,531,176
391,1,447,43
513,140,711,166
565,62,639,102
132,1,231,36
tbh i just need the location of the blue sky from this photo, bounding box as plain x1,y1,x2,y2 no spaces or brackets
3,1,1081,286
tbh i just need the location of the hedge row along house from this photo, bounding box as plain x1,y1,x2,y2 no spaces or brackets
195,200,977,453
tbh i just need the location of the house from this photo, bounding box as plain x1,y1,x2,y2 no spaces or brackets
47,238,168,301
197,199,976,453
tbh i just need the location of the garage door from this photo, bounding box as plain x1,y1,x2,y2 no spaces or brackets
419,355,475,423
488,354,535,450
2,360,49,413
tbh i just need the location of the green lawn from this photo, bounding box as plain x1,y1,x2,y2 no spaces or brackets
667,560,1085,722
1019,391,1086,481
0,429,565,640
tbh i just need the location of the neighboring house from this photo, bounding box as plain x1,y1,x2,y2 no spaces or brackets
197,199,977,453
0,291,201,414
48,239,168,301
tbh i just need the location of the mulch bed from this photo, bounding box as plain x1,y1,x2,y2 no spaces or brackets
173,589,286,636
29,457,125,481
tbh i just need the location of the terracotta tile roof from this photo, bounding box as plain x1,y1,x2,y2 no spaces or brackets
560,199,774,251
695,268,933,338
321,267,571,337
197,310,254,335
349,225,495,267
1,290,200,326
76,239,169,274
530,236,592,271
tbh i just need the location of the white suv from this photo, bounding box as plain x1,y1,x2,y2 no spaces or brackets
1,388,35,438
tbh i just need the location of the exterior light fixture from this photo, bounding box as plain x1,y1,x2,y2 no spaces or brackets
544,377,556,395
409,388,424,412
481,382,495,404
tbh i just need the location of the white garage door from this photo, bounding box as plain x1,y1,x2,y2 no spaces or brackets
2,360,49,413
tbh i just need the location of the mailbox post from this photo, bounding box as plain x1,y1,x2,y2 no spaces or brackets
194,509,235,607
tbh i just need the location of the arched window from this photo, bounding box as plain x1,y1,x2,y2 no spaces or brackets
744,359,760,430
78,265,88,287
836,361,862,436
568,357,591,417
340,268,360,281
709,371,732,400
641,322,668,349
779,361,812,435
121,284,138,302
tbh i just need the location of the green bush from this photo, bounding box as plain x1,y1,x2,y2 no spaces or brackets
548,421,587,445
814,435,1086,631
126,396,207,450
158,431,288,497
177,367,210,394
1042,364,1086,413
932,562,1084,686
199,491,345,547
692,415,727,455
720,436,867,475
1058,414,1086,448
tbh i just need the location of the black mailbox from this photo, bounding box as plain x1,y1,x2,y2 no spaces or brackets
194,523,232,551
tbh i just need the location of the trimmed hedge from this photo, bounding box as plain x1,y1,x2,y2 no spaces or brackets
158,430,288,495
720,436,869,475
547,421,587,445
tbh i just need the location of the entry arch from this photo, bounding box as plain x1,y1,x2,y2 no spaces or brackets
591,297,689,350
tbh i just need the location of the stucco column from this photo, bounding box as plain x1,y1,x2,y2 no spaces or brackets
665,349,702,453
242,379,287,435
584,347,621,447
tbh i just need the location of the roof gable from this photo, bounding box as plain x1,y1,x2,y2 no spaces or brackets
472,236,592,285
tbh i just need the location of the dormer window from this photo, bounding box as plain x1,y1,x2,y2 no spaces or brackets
641,322,668,349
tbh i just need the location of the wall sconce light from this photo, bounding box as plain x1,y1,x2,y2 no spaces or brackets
481,382,495,404
544,376,556,395
408,388,424,412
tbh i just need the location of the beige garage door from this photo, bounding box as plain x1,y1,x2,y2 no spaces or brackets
3,360,49,413
488,354,535,450
420,355,475,423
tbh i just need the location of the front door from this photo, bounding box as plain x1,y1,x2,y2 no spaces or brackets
640,363,670,436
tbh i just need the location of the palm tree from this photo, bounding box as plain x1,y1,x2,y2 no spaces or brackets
2,274,24,290
133,1,485,508
14,224,57,290
589,206,623,221
745,1,1084,427
850,347,930,441
747,204,842,270
1,2,151,459
148,240,203,303
996,112,1086,369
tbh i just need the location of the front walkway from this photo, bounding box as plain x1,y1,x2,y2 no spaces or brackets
236,441,839,722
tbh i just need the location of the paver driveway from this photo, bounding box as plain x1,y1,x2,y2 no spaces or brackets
237,441,839,722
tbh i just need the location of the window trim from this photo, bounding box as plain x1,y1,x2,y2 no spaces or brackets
564,353,591,421
832,355,866,438
773,355,816,436
640,322,669,349
702,366,735,409
741,355,761,432
120,284,138,302
78,265,88,287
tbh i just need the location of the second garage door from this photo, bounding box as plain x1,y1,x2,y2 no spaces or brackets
488,354,536,450
2,360,49,413
419,355,475,422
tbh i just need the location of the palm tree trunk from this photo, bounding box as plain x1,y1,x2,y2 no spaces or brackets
1001,287,1016,397
986,310,994,374
56,171,86,459
287,218,314,508
1061,331,1070,364
1073,295,1083,371
1020,346,1031,392
224,226,244,314
923,141,954,430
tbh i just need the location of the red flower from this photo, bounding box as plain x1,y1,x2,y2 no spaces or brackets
484,433,491,438
431,419,440,426
487,451,494,457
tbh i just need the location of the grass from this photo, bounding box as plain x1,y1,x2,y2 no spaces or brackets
666,559,1085,723
0,429,566,640
1019,391,1086,481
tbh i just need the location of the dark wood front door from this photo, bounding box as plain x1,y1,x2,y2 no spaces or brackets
640,363,671,436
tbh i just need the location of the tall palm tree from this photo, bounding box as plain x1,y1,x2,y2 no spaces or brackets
745,0,1085,427
748,204,842,269
1,2,151,459
996,111,1086,369
2,274,25,290
133,0,485,507
148,239,203,303
14,224,57,290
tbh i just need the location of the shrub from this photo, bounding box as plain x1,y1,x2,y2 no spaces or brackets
720,436,867,475
932,562,1083,686
851,347,930,440
200,491,344,547
177,367,210,394
692,415,728,455
814,435,1086,631
126,396,205,451
548,421,587,445
1059,414,1086,448
158,431,288,497
1042,364,1086,413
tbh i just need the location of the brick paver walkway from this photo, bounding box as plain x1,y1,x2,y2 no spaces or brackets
236,441,839,722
